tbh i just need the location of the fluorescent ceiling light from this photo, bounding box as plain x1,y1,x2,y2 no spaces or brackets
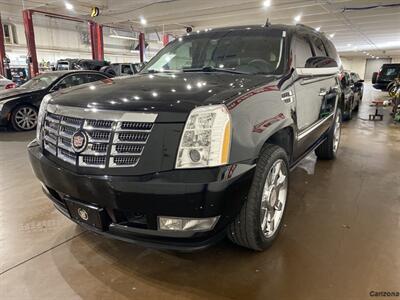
294,15,301,22
109,35,138,40
140,16,147,25
263,0,271,8
65,2,73,10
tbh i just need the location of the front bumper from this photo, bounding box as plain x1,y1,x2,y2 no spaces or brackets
28,141,255,251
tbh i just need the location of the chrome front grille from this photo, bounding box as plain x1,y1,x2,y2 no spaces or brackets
41,104,157,168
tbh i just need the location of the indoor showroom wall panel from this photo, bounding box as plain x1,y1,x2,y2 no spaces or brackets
341,57,367,79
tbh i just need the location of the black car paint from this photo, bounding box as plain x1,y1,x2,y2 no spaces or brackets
29,25,341,250
339,71,355,119
0,70,110,127
350,72,364,106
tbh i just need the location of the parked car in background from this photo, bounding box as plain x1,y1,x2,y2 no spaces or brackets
29,24,342,251
55,59,116,76
339,71,356,120
110,63,143,76
372,63,400,90
0,70,111,131
0,75,16,90
350,72,364,109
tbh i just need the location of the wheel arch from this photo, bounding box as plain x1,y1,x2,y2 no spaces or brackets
260,125,295,162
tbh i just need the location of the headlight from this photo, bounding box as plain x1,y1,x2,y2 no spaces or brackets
36,94,52,144
176,104,231,169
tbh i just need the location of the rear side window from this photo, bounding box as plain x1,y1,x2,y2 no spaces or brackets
293,35,313,68
322,38,341,68
85,73,107,83
310,36,328,57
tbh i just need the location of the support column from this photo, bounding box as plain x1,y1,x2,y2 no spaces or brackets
22,10,39,78
89,22,104,61
0,14,6,76
139,32,145,63
162,34,169,46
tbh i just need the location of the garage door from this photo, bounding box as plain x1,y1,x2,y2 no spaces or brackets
364,58,392,80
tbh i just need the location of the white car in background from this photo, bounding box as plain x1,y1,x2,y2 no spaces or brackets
0,75,15,90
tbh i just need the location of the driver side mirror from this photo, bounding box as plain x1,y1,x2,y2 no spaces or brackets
294,56,339,78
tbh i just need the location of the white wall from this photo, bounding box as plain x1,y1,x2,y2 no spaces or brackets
3,14,163,69
392,57,400,63
341,57,367,79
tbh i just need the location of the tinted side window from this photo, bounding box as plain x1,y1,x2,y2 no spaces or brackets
57,74,87,89
322,38,342,68
293,35,313,68
310,36,328,57
85,73,107,83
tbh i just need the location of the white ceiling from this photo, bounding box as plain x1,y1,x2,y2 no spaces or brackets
1,0,400,57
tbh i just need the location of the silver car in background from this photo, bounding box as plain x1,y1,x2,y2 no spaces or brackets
0,75,15,90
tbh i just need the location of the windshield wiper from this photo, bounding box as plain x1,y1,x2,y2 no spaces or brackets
182,66,249,75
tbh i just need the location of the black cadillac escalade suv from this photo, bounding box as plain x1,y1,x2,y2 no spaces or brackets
29,24,342,251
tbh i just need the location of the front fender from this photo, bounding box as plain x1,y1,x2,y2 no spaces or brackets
228,88,295,163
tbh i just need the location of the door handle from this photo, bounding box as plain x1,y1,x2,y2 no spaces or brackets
319,89,327,96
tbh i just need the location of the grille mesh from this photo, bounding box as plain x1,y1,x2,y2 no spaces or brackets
42,111,153,168
120,122,153,131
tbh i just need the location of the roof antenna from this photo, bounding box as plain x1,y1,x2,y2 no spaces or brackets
265,18,271,27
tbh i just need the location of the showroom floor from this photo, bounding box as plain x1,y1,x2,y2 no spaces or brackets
0,83,399,300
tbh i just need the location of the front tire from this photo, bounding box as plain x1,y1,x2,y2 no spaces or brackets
316,108,342,160
10,105,38,131
227,144,289,251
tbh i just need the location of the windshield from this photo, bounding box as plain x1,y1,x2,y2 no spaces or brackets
20,73,60,90
142,29,285,75
57,62,70,70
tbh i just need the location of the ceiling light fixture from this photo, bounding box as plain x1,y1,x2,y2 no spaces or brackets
140,16,147,25
109,35,138,41
294,14,302,22
65,2,74,10
315,27,321,31
329,33,335,38
263,0,271,8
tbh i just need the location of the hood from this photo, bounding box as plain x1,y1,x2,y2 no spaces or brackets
0,87,44,100
50,72,276,122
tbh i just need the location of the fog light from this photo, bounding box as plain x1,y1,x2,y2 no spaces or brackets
158,216,219,232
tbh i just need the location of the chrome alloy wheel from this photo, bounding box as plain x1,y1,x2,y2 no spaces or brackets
15,107,38,130
333,113,341,153
260,159,288,238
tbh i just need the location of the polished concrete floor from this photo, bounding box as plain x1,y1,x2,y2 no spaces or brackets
0,84,399,300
